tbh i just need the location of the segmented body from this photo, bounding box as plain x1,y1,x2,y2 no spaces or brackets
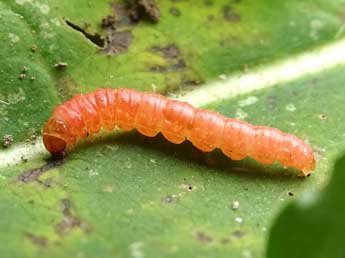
43,88,315,175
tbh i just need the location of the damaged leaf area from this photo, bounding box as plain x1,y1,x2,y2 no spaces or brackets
1,0,345,258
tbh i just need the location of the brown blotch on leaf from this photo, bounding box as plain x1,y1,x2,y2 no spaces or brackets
101,15,117,29
170,59,187,70
195,231,213,244
18,159,63,183
131,0,161,23
150,44,188,73
101,31,133,55
66,1,159,56
232,230,246,238
150,65,167,72
55,199,90,235
223,5,241,22
151,44,180,59
2,134,13,148
169,7,181,17
25,232,48,247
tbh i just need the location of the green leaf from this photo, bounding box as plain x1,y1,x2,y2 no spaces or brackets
0,0,345,258
267,153,345,258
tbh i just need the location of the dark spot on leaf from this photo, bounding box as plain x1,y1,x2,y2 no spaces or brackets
204,0,213,6
101,31,133,55
179,183,194,191
150,44,188,73
170,59,187,70
220,238,231,244
169,7,181,16
2,134,13,148
95,1,160,56
195,231,213,244
266,95,277,111
132,0,161,23
182,78,203,87
101,15,117,29
150,65,167,72
41,178,54,188
19,73,26,80
288,191,294,197
162,195,179,204
232,230,246,238
22,66,29,73
18,159,63,183
30,134,37,144
64,19,105,47
31,44,38,52
318,113,327,120
55,199,90,235
110,3,136,27
25,232,48,247
223,5,241,22
151,44,181,59
54,62,68,70
150,59,187,73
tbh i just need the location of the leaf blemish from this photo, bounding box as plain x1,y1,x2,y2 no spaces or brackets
55,199,90,235
150,44,188,73
223,5,241,23
18,159,63,183
232,230,246,238
25,232,48,247
179,183,194,191
162,194,179,204
2,134,13,148
151,44,180,59
195,231,213,244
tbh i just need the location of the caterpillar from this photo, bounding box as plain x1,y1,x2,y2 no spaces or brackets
43,88,315,176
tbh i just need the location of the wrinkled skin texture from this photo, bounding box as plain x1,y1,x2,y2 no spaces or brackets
43,88,315,176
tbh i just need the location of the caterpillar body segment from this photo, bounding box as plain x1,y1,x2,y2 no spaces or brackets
43,88,315,176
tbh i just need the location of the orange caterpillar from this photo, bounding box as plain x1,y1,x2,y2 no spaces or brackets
43,88,315,176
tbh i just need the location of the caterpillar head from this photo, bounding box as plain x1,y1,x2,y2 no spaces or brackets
42,118,75,157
